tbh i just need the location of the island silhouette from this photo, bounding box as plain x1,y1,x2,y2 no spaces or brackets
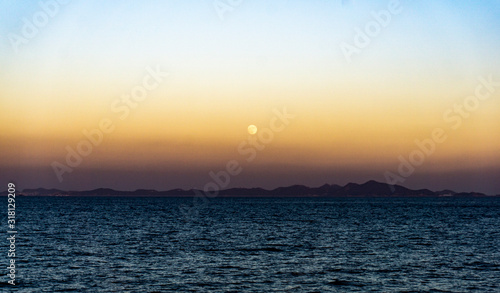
11,180,496,197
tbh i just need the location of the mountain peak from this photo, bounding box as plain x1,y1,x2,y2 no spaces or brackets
18,181,495,197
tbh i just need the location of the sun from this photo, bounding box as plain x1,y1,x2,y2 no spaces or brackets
247,125,258,135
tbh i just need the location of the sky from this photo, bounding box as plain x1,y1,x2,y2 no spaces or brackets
1,0,500,194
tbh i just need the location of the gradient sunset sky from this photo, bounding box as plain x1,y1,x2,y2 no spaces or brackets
1,0,500,194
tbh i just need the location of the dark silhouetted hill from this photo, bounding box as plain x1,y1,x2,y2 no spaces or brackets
13,180,495,197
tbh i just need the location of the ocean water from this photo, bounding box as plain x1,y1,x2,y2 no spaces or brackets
8,197,500,292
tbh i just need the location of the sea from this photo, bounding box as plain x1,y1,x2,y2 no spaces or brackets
7,197,500,292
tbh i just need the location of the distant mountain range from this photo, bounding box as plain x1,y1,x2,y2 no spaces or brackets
6,180,498,197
